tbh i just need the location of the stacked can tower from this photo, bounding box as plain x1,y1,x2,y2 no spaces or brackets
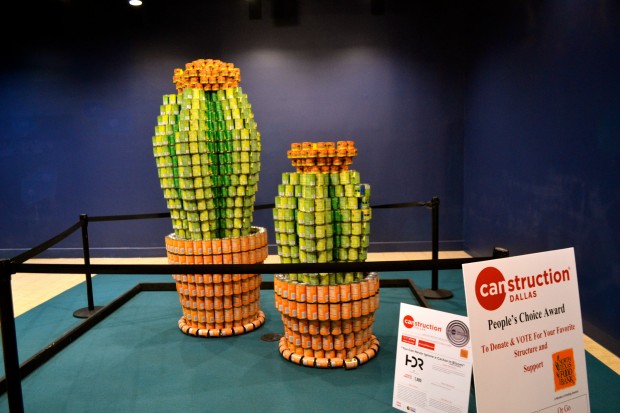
151,58,267,337
273,141,380,369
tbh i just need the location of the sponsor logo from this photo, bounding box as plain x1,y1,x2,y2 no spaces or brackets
475,265,571,311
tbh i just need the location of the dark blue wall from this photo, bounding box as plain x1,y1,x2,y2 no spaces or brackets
2,1,617,349
464,1,620,350
0,1,466,258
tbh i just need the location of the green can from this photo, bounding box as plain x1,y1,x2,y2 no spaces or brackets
341,222,351,235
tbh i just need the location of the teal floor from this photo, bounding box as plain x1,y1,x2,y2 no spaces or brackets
1,270,618,412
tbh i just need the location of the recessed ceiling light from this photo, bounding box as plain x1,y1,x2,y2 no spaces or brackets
129,0,142,6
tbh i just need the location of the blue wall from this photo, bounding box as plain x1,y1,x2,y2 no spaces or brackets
0,1,466,258
1,1,617,349
464,1,620,350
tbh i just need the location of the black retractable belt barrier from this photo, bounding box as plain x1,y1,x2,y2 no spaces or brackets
0,259,24,413
0,201,504,413
372,197,451,299
73,214,103,318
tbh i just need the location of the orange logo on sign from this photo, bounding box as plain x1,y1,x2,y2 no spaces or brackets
553,348,577,391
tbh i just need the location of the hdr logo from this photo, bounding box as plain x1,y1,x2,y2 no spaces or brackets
403,315,414,328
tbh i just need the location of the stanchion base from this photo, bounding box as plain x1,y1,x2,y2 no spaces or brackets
261,332,283,342
422,289,454,300
73,306,104,318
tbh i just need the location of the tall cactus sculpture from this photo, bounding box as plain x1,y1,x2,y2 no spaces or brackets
151,58,268,337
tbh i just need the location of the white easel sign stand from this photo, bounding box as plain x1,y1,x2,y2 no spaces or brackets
392,303,473,413
463,247,590,412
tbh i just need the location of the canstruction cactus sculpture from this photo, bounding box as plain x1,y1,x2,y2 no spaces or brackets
273,141,380,369
151,58,268,337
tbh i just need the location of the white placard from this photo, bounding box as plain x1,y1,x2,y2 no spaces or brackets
393,303,473,413
462,247,590,413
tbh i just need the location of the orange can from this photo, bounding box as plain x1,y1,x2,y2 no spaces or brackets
214,309,224,324
301,333,312,349
306,303,319,320
341,320,353,334
333,334,344,350
224,308,234,323
319,320,331,335
248,233,256,251
296,301,307,319
329,303,341,321
193,240,203,255
205,310,215,325
290,317,299,332
240,235,249,251
318,303,329,321
360,280,369,299
308,320,319,335
288,300,297,317
212,239,222,255
344,333,354,349
330,320,342,335
222,238,231,254
306,285,317,303
296,283,307,302
328,285,340,302
341,302,351,319
317,286,328,303
202,240,212,255
287,282,296,301
298,319,309,334
350,282,361,300
233,306,242,321
232,294,242,308
232,252,241,264
361,299,369,316
322,335,334,351
311,334,322,350
231,237,240,253
232,280,241,295
356,351,369,364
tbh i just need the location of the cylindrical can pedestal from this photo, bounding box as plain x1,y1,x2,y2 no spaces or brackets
165,226,269,337
274,272,380,369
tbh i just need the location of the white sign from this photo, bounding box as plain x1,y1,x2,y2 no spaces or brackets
462,247,590,413
392,303,473,413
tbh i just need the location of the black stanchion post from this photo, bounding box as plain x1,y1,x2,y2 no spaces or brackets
0,259,25,413
73,214,103,318
422,197,453,299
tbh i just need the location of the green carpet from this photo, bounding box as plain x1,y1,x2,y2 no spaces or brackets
1,270,618,412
